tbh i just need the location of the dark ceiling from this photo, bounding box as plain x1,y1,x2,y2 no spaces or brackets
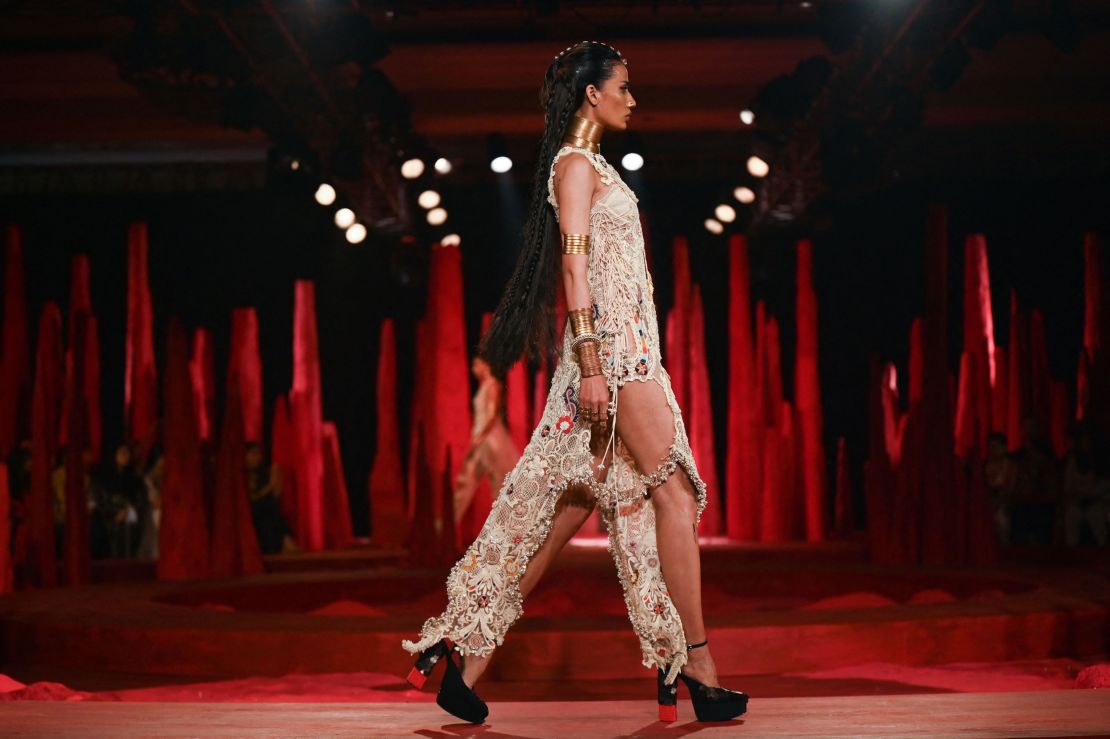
2,1,1109,216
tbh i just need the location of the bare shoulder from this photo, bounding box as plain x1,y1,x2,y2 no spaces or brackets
553,151,599,194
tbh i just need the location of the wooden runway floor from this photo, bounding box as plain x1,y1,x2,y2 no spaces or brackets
2,690,1109,738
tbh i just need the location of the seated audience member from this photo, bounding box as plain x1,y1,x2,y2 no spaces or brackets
1062,424,1109,546
1007,418,1060,545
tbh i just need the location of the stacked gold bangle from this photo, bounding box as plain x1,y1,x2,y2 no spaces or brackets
562,233,590,255
569,307,603,378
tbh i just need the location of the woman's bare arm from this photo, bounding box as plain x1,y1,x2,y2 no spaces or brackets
554,154,610,424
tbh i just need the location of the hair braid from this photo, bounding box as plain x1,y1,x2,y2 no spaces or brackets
478,41,625,377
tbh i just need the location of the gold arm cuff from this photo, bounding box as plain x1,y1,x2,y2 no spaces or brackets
568,307,596,337
562,233,591,255
577,341,603,377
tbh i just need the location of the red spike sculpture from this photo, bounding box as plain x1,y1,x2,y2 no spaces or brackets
125,224,158,454
189,328,216,442
290,280,326,551
322,421,354,549
209,383,263,578
228,308,263,443
60,256,101,460
688,286,720,536
369,318,407,546
665,237,691,412
962,234,996,456
1,226,30,457
158,321,210,581
426,243,471,489
726,235,760,541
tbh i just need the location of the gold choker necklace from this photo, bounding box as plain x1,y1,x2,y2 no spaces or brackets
562,115,603,154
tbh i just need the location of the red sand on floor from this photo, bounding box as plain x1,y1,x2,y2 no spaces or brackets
1,658,1104,703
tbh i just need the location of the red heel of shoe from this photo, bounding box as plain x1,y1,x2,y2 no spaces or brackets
406,666,428,689
658,668,678,722
406,639,449,689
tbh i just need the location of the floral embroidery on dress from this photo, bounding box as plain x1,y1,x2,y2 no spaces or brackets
403,144,709,688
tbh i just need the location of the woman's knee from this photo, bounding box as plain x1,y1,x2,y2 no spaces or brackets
649,471,697,518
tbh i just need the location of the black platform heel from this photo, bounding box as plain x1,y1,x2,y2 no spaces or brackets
435,648,489,724
658,639,749,723
405,639,449,689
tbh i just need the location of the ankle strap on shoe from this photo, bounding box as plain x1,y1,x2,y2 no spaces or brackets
686,639,708,651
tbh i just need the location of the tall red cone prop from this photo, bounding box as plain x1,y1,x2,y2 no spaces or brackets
125,223,158,454
795,239,827,541
270,395,298,539
60,257,102,462
228,308,263,443
209,383,263,578
28,304,63,587
369,319,407,546
1,226,30,457
726,235,759,540
62,313,92,586
0,462,11,592
228,304,263,437
665,237,692,412
189,328,216,442
290,280,326,551
688,286,720,536
962,234,996,457
321,422,354,549
426,243,472,488
158,321,210,581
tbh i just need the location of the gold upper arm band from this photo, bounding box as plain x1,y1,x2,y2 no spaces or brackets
561,233,590,255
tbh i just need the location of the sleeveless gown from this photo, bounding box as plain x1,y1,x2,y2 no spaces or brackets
403,145,709,684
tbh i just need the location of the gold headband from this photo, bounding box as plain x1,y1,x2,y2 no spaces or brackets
553,40,629,66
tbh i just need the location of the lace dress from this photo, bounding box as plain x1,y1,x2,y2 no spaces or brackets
402,145,709,684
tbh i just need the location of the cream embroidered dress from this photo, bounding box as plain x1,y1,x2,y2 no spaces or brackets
402,145,709,684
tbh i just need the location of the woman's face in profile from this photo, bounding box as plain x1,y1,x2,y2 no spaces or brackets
591,62,635,131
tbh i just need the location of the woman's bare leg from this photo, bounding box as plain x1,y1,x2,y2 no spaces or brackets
459,484,597,687
611,379,720,686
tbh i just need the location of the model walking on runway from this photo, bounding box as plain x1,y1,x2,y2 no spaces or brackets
402,40,748,725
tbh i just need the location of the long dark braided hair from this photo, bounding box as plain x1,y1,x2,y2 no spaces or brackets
478,41,627,377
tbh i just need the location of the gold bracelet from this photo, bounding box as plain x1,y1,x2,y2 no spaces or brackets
562,233,590,255
577,341,603,377
568,307,595,337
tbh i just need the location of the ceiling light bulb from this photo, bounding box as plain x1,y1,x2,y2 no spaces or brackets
401,158,425,179
418,190,441,209
334,208,355,228
314,183,336,206
345,223,367,244
747,155,769,178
